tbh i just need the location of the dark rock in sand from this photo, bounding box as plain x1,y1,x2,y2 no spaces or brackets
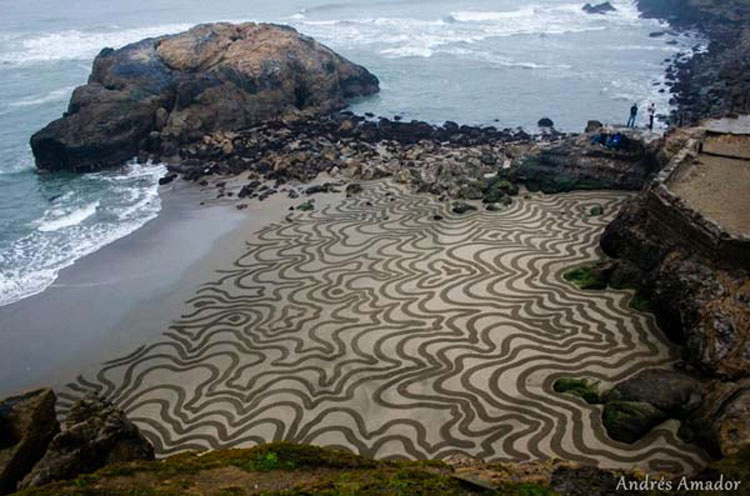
158,172,177,185
345,183,363,197
0,389,59,495
452,202,477,215
602,401,668,444
30,22,379,172
19,393,154,489
604,370,704,419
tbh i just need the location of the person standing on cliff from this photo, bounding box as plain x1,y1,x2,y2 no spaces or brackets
627,103,638,128
647,102,656,131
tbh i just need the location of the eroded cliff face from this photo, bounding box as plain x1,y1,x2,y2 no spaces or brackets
598,122,750,458
30,23,379,172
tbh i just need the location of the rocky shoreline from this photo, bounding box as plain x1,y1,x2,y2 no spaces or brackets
636,0,750,126
8,3,750,494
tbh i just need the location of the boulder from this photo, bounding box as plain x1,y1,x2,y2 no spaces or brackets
0,389,59,495
537,117,555,128
582,2,616,15
19,393,154,489
602,401,668,444
680,382,750,457
452,202,478,215
604,370,704,418
31,22,379,172
585,120,603,133
512,133,659,193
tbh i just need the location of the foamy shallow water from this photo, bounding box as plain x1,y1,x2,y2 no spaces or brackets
0,0,704,306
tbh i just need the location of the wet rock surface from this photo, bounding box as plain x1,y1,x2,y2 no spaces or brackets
18,393,154,490
0,389,58,495
636,0,750,125
512,131,659,193
30,22,379,172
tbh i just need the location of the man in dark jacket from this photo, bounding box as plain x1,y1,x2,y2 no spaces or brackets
627,103,638,128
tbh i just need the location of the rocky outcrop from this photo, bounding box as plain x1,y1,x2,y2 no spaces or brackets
582,2,616,15
601,193,750,379
511,131,660,193
160,113,540,205
636,0,750,125
680,381,750,458
30,22,379,172
0,389,58,495
598,370,704,444
19,393,154,490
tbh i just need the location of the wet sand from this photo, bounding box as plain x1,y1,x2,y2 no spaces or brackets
0,179,332,395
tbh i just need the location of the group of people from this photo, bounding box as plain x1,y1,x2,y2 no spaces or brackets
627,102,657,130
589,102,657,149
590,127,627,150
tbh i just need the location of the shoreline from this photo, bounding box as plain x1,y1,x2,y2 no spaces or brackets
0,181,245,395
0,174,347,397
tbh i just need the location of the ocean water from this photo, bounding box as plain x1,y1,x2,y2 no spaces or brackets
0,0,703,306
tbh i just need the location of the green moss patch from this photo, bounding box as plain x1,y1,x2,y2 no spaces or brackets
563,266,608,291
587,204,604,217
553,378,601,404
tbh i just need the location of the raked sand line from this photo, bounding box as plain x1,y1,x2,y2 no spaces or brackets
59,181,708,474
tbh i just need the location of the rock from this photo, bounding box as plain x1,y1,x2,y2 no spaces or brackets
513,133,658,193
537,117,555,128
604,370,704,419
158,172,177,185
345,183,363,197
602,401,668,444
154,107,169,131
584,120,603,133
601,191,750,377
0,389,59,495
680,382,750,457
31,22,379,172
452,202,477,215
19,393,154,489
582,2,616,15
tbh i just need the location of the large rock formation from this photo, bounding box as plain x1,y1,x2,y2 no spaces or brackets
0,389,58,495
511,131,659,193
19,393,154,489
30,22,379,172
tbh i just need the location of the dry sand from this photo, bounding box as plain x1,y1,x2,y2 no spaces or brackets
669,154,750,237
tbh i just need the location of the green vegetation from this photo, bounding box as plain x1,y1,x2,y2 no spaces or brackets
553,378,601,404
483,177,519,204
629,292,652,313
297,200,315,212
16,442,556,496
587,204,604,217
563,266,608,290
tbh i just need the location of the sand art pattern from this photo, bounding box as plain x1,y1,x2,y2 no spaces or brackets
60,181,707,473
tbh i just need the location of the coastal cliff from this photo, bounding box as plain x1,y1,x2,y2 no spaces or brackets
636,0,750,124
30,23,379,172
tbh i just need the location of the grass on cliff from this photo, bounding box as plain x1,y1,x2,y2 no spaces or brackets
16,442,556,496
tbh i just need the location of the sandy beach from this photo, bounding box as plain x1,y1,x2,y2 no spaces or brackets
0,178,336,396
16,179,706,475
